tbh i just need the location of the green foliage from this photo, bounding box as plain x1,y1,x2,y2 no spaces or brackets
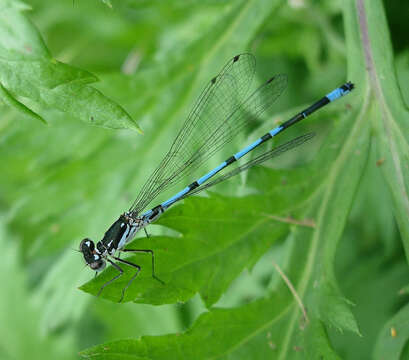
0,0,139,130
1,0,408,359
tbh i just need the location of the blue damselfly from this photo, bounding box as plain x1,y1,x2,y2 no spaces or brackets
79,54,354,301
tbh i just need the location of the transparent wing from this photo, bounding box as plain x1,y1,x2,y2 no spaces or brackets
130,54,287,213
180,133,315,198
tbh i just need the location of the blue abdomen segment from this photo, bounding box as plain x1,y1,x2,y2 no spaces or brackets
234,125,282,160
269,126,283,137
161,185,191,208
234,138,262,160
197,161,227,185
326,82,354,102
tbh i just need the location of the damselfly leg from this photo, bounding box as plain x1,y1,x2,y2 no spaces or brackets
96,257,141,303
97,258,126,299
121,248,165,285
96,249,164,302
111,256,141,303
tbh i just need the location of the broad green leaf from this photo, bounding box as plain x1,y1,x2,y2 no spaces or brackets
80,230,344,359
0,0,140,130
80,290,293,360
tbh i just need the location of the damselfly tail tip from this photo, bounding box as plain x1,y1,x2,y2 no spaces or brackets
345,81,355,91
338,82,354,95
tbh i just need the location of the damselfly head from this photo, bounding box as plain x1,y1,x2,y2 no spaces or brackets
79,238,106,272
79,238,95,253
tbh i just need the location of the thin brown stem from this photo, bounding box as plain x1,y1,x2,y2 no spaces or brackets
273,261,309,326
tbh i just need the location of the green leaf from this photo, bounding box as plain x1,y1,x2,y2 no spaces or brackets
305,106,370,336
80,291,293,360
303,319,342,360
374,303,409,360
351,0,409,258
0,81,45,123
0,0,140,130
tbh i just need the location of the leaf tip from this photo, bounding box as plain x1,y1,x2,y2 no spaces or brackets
124,119,143,133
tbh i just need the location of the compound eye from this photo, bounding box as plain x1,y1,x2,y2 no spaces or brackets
90,259,106,272
79,238,95,252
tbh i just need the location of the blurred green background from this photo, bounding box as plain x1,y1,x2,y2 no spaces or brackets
1,0,409,359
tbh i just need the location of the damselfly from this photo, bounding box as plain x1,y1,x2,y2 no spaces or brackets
79,54,354,301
